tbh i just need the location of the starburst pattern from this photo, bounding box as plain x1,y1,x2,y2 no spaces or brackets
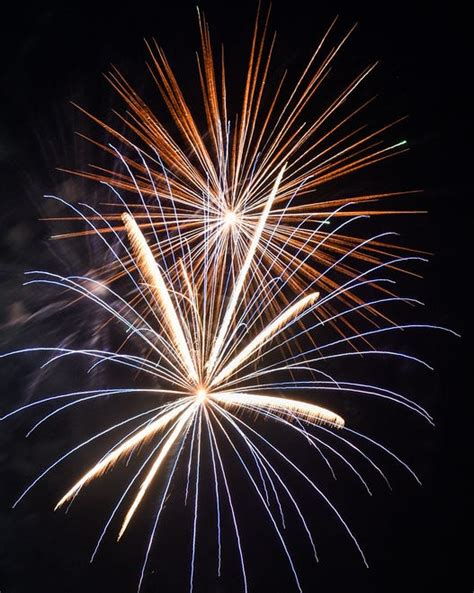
49,9,424,339
0,7,457,593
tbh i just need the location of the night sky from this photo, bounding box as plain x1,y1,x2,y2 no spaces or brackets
0,2,468,592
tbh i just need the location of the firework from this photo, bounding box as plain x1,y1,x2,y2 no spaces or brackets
1,7,457,593
2,174,455,590
48,8,425,340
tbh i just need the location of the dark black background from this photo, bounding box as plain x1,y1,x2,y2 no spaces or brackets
0,2,469,592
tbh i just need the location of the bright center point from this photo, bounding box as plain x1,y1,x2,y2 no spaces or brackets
195,388,208,403
223,210,237,227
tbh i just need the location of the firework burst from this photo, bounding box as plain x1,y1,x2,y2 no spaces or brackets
1,7,458,593
48,8,425,340
2,167,455,590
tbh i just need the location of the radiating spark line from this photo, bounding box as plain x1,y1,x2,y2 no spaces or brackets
137,417,194,593
56,401,191,510
122,213,198,382
210,291,319,386
90,419,191,562
206,165,286,377
211,391,344,428
189,407,203,593
185,407,199,505
205,407,248,593
206,409,222,576
117,404,197,539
